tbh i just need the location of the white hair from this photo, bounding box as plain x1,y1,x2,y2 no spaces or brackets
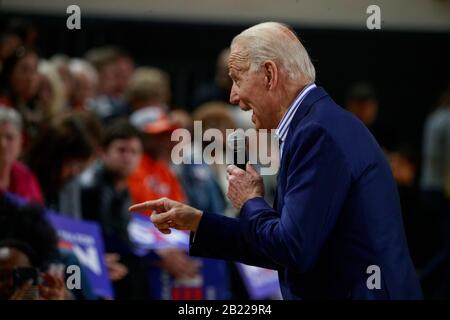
0,106,22,131
69,58,98,86
231,22,316,84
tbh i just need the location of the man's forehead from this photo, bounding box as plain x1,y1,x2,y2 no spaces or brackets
228,48,249,73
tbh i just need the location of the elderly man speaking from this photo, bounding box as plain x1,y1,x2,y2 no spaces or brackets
129,22,422,299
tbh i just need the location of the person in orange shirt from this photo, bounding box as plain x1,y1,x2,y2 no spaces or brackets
128,108,186,208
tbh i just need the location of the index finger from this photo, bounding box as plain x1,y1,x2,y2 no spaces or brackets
227,165,243,176
226,165,236,175
128,198,172,213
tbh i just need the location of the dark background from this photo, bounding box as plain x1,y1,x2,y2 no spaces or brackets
1,10,449,152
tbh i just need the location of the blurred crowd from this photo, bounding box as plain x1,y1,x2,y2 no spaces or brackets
0,18,448,300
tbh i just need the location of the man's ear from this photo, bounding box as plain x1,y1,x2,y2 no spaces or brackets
263,60,278,90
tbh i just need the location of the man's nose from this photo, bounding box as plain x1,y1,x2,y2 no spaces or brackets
229,83,239,105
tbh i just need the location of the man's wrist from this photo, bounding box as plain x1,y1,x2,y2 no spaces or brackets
246,193,264,203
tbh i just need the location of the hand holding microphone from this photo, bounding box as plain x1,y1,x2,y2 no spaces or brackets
226,131,264,209
227,130,248,171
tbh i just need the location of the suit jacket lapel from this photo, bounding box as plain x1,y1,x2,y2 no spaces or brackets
275,86,330,213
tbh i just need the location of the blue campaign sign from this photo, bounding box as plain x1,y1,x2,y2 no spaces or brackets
46,212,114,299
128,213,190,252
235,263,282,299
129,213,230,300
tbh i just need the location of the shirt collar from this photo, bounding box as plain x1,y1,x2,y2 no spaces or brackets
275,83,317,143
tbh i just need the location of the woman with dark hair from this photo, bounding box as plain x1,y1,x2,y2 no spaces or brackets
0,195,63,300
0,47,39,106
0,46,41,146
0,239,67,300
25,110,102,218
0,195,97,300
0,195,59,269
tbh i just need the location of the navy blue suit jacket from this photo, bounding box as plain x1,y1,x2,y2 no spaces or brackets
190,87,423,299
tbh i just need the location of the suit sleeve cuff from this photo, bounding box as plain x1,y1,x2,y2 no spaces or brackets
189,212,238,257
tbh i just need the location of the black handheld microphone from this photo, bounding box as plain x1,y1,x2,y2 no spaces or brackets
227,130,248,171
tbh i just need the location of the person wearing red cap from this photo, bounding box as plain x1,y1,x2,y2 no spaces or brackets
126,76,199,284
126,67,186,206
